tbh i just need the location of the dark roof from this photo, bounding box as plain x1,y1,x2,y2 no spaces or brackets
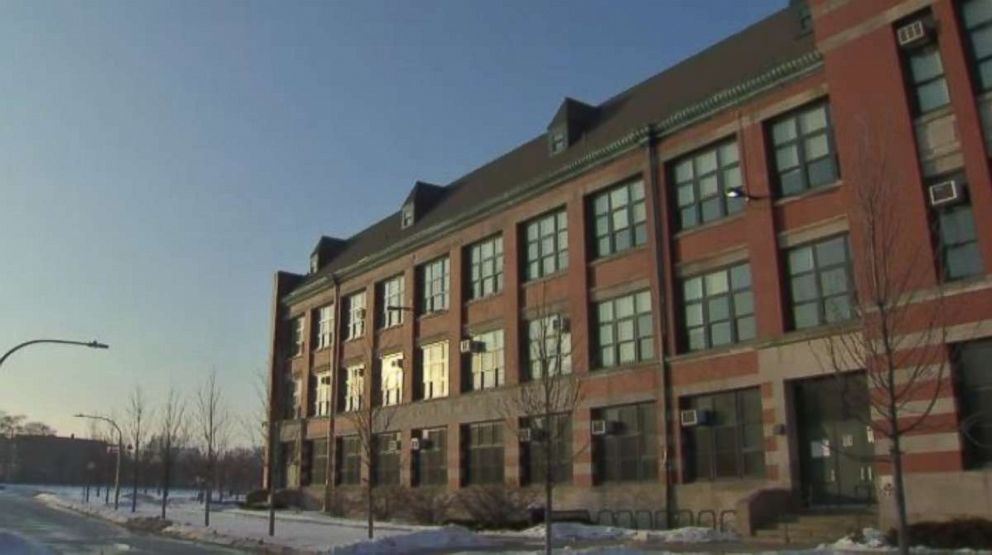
295,4,815,292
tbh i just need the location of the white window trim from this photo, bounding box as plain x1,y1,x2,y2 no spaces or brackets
317,306,334,349
380,353,404,406
346,293,366,340
345,364,365,412
470,330,505,391
315,372,332,416
421,341,449,400
380,276,405,328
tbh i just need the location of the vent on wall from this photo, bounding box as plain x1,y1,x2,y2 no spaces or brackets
897,19,929,47
928,179,963,207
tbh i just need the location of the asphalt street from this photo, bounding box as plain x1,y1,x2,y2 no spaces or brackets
0,488,247,554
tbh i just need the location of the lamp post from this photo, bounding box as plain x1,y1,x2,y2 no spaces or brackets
74,413,123,510
725,186,769,202
1,339,108,369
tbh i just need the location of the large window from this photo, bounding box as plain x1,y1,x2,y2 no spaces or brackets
956,338,992,468
421,341,448,400
673,140,744,229
594,290,654,368
682,264,755,351
420,257,450,314
962,0,992,92
315,305,334,350
373,432,401,486
786,235,854,329
521,414,572,485
414,428,448,487
932,176,984,281
314,372,332,416
290,316,304,356
343,364,364,412
590,180,647,258
336,436,361,485
468,235,504,300
309,439,329,486
464,421,504,485
900,23,950,115
468,329,504,391
682,388,765,481
524,209,568,281
593,402,657,483
379,275,405,328
769,102,838,196
344,292,366,340
380,353,403,406
527,314,572,379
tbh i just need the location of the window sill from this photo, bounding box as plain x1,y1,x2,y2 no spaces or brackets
588,245,648,267
418,310,450,322
668,340,759,364
913,104,955,126
590,359,659,375
522,270,569,288
376,323,405,333
673,212,746,240
465,292,504,307
343,336,365,344
312,346,333,354
773,181,842,207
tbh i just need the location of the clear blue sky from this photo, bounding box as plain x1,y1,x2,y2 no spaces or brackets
0,0,785,441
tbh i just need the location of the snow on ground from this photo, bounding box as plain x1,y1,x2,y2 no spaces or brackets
508,522,736,544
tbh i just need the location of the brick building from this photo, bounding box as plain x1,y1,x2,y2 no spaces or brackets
266,0,992,530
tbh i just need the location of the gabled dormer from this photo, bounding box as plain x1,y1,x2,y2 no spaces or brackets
547,97,599,155
310,236,347,274
400,181,446,230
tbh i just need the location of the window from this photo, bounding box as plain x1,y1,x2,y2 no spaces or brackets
955,338,992,468
900,29,950,115
932,177,984,281
344,292,366,340
682,264,755,351
314,372,332,416
379,276,405,328
468,329,504,391
401,203,414,229
380,353,403,406
770,102,839,196
593,402,657,483
414,428,447,486
527,314,572,379
309,439,329,486
468,235,504,300
786,235,854,329
549,127,567,154
373,432,401,486
962,0,992,92
336,436,360,485
590,180,647,258
421,341,448,400
343,364,364,412
420,257,450,314
594,291,654,368
289,375,302,419
290,316,304,356
464,421,504,485
683,388,765,481
673,141,744,229
524,209,568,280
316,305,334,349
521,414,572,485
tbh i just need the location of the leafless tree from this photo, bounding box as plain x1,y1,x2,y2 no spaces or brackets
498,292,584,555
125,386,153,513
815,117,964,555
19,421,55,436
157,386,188,519
195,369,230,527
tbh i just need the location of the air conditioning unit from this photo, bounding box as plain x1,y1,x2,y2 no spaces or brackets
390,358,403,368
460,339,484,354
356,307,367,319
551,316,571,334
519,428,532,442
591,419,611,436
680,409,711,427
929,180,964,207
386,440,401,452
897,19,929,47
410,438,421,451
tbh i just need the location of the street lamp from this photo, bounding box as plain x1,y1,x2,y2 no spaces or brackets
74,413,123,510
0,339,108,369
725,186,768,202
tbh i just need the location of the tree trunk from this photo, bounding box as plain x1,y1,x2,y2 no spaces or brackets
366,480,374,539
131,442,139,513
161,455,170,519
891,438,910,555
544,473,552,555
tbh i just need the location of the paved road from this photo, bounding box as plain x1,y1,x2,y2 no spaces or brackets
0,488,248,554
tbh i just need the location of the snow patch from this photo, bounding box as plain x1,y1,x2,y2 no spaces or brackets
331,526,496,555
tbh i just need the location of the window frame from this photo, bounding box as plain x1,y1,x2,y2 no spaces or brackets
421,341,449,400
672,140,745,230
315,305,334,350
594,290,654,369
344,292,366,341
463,421,504,486
309,439,329,486
589,180,647,258
681,263,756,352
290,316,305,357
343,364,364,413
468,329,505,391
592,402,658,484
961,0,992,93
521,413,573,485
682,387,766,481
526,314,573,379
768,101,839,197
380,352,404,407
523,209,569,281
467,235,504,300
419,256,450,315
379,275,405,329
900,36,950,116
954,338,992,469
785,234,855,330
930,174,984,282
336,435,361,486
314,371,332,416
414,428,448,487
373,432,402,486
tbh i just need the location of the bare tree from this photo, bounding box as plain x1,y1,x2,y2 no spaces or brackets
19,421,55,436
195,370,230,527
499,293,584,555
815,117,963,555
125,386,153,513
157,386,188,519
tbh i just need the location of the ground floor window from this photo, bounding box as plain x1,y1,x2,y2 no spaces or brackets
463,421,503,485
374,432,401,486
682,387,765,481
521,414,572,485
305,439,329,486
592,402,658,483
414,428,447,486
336,436,360,485
956,338,992,468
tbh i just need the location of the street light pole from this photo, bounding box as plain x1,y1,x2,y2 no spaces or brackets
74,413,123,510
0,339,108,369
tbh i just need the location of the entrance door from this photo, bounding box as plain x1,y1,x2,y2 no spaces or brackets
795,374,875,506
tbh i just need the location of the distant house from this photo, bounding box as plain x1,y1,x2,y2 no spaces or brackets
0,435,110,485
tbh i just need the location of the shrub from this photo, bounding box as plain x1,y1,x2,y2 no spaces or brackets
886,519,992,549
394,487,453,525
454,485,535,530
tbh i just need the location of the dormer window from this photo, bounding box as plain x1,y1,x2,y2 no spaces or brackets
310,253,319,274
546,97,598,156
401,203,415,229
549,127,568,155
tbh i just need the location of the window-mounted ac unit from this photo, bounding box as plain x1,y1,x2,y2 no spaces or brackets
410,438,421,451
386,440,401,452
591,419,612,436
897,19,929,48
460,339,484,354
519,428,532,442
356,307,367,319
551,316,571,334
680,409,711,427
390,358,403,368
928,179,964,207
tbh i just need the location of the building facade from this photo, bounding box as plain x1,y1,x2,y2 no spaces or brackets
266,0,992,529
